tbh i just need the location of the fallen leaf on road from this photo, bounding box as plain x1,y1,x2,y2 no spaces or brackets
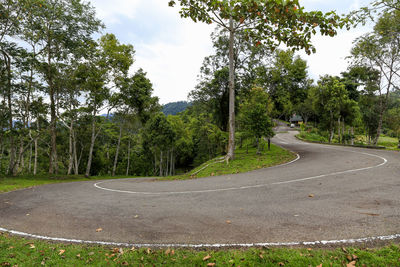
134,215,139,218
226,220,231,224
347,261,356,267
203,255,211,261
308,194,314,198
96,228,102,232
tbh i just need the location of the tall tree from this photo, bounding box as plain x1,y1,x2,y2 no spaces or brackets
351,10,400,145
169,0,351,160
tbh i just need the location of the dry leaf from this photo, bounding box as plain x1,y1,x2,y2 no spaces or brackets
59,250,65,255
317,264,322,267
146,248,151,254
278,262,285,266
346,255,353,261
88,252,95,256
29,244,35,249
121,262,129,266
203,255,211,261
308,194,314,198
96,228,102,232
171,250,175,255
134,215,139,218
130,247,135,251
207,263,216,267
76,254,81,258
259,254,264,259
352,254,358,260
40,261,45,266
342,247,348,253
165,248,171,255
226,220,231,224
347,261,356,267
307,248,313,251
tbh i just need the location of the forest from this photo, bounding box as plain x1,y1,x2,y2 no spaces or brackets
0,0,399,178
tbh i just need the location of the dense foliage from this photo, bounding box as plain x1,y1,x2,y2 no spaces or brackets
0,0,398,178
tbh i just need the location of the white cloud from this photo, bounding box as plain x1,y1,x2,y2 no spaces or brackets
88,0,375,104
298,27,371,82
90,0,140,24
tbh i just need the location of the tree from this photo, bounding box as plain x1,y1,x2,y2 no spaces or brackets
265,49,311,120
239,87,274,154
311,76,352,143
169,0,351,160
26,0,102,174
351,10,400,145
143,113,176,177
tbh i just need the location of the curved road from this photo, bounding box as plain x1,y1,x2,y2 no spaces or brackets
0,130,399,247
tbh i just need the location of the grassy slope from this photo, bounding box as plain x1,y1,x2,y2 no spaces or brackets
0,233,399,266
0,144,295,192
299,131,399,150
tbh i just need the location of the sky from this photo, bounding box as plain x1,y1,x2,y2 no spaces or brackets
90,0,374,104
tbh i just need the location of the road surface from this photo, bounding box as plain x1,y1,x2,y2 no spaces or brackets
0,130,399,247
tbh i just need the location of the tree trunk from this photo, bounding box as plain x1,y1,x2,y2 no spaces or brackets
67,121,74,175
48,41,58,175
28,142,32,173
329,111,333,143
126,139,131,176
159,150,163,177
3,52,15,175
112,125,123,176
337,117,341,144
268,138,271,151
256,137,260,155
73,129,79,175
351,127,354,145
165,150,169,177
85,110,97,177
33,119,39,175
226,16,236,161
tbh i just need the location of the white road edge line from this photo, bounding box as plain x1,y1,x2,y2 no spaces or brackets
93,153,301,195
0,227,399,248
93,149,387,195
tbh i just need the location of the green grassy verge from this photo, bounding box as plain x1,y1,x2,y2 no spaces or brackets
299,131,400,150
184,144,295,179
0,233,399,266
0,174,139,194
0,144,295,192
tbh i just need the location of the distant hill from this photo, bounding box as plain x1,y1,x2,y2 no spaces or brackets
162,101,191,116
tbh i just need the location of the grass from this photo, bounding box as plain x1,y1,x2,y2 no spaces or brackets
0,144,295,192
185,144,295,179
0,174,139,194
299,130,399,150
0,233,399,266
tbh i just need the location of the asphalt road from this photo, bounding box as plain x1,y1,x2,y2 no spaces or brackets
0,130,399,247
